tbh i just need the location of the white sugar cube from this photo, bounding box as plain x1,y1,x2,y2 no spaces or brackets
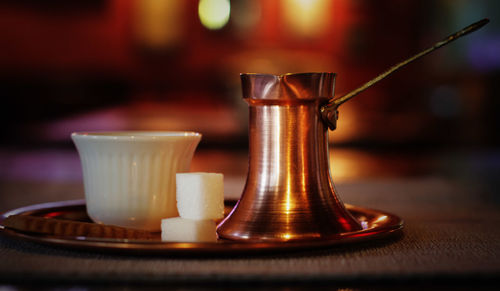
161,217,217,242
176,172,224,220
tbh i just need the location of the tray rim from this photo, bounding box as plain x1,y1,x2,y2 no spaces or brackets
0,199,403,255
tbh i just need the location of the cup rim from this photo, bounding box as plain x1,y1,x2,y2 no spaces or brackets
71,131,202,141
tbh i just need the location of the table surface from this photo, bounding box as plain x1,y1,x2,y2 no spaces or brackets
0,148,499,289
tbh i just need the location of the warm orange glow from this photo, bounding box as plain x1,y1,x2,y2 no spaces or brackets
283,0,330,37
329,149,363,182
133,0,185,48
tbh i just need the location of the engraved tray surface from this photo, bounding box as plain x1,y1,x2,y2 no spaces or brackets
0,200,403,254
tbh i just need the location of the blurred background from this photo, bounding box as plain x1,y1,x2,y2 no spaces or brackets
0,0,499,201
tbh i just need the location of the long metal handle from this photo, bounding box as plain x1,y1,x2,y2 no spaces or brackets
320,18,489,130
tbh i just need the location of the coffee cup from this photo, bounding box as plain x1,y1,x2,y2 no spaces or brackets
71,131,201,231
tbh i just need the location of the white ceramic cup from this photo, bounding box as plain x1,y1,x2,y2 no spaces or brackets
71,131,201,231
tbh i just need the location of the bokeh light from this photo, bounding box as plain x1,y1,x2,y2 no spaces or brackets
198,0,231,30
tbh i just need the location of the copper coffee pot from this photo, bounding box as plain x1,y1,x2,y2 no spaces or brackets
217,19,488,242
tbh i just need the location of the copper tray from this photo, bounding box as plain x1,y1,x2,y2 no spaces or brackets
0,200,403,254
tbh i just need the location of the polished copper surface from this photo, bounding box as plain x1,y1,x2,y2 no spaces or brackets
217,73,362,242
0,200,403,254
